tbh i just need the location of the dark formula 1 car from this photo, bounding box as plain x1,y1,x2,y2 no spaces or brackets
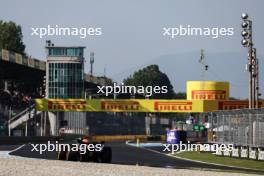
57,136,112,163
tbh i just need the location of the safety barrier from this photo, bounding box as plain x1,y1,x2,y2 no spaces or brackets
35,98,264,113
215,145,264,161
91,135,165,142
0,136,58,145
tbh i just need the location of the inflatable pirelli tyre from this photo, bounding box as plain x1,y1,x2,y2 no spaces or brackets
66,151,80,161
100,147,112,163
58,151,67,160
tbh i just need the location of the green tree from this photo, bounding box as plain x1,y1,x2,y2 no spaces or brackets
175,92,186,99
229,97,238,100
123,65,175,99
0,20,26,55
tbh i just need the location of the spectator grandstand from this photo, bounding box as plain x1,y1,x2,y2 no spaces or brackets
0,48,112,136
0,47,169,137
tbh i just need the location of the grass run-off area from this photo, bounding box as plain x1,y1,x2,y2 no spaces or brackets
175,151,264,171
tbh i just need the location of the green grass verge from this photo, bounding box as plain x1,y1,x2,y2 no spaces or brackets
175,151,264,171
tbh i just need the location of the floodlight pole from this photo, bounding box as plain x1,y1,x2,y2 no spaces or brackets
248,42,253,109
90,52,94,76
241,13,259,109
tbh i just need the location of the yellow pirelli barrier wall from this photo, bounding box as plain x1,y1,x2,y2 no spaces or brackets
34,81,264,113
35,99,264,113
203,100,264,111
187,81,229,100
35,99,207,112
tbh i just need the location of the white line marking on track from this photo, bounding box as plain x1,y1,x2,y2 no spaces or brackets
0,144,26,158
8,144,26,154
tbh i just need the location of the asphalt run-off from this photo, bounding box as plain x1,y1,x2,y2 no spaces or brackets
6,141,262,174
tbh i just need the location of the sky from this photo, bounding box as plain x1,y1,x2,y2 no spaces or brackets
0,0,263,98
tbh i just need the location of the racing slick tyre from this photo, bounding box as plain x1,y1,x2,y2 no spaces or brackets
80,152,98,162
100,146,112,163
57,150,67,160
66,151,80,161
80,153,89,162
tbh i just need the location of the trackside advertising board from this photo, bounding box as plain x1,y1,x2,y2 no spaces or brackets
187,81,229,100
35,99,264,112
35,99,204,112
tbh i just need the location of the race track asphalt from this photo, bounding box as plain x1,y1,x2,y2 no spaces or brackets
7,141,263,174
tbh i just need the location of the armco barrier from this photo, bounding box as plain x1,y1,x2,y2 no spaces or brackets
91,135,147,142
0,135,165,144
91,135,165,142
0,136,58,145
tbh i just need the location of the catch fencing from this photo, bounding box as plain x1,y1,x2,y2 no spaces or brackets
205,108,264,147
